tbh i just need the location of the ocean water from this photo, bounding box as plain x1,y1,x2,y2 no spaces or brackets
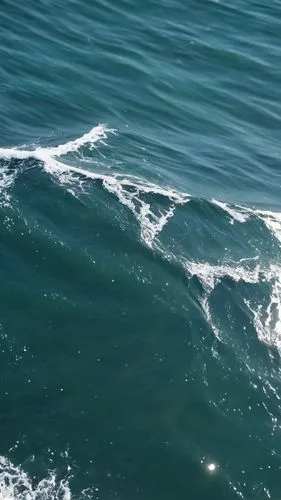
1,0,281,498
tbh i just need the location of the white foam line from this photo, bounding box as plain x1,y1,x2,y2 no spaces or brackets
212,199,250,224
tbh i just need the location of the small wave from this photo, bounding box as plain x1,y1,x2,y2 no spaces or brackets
0,456,71,500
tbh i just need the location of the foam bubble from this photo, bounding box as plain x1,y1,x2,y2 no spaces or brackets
0,456,71,499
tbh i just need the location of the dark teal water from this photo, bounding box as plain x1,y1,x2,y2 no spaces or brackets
1,0,281,498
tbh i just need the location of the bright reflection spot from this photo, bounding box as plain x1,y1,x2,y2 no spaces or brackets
207,463,216,472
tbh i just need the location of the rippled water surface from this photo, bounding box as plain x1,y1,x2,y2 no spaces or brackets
1,0,281,498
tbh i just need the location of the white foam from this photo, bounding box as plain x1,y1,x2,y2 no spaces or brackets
0,456,71,499
212,199,249,224
185,260,262,292
246,265,281,352
0,125,189,247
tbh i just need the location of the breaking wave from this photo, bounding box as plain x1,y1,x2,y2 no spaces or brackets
1,124,281,246
1,124,281,354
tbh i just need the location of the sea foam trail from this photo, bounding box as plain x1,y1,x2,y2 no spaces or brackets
0,456,71,500
0,125,189,247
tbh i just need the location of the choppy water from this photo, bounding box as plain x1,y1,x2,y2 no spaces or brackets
1,0,281,498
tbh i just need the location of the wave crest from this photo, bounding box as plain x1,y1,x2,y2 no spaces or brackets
0,125,188,247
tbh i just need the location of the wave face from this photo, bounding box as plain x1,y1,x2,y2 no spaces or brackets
1,0,281,498
1,126,281,499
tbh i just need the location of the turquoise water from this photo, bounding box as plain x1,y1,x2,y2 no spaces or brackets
1,0,281,498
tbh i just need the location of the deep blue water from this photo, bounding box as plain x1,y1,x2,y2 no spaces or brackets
1,0,281,498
